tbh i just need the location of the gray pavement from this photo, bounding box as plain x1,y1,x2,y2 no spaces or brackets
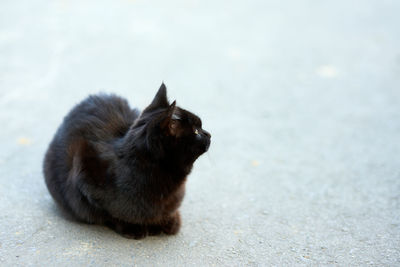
1,0,400,266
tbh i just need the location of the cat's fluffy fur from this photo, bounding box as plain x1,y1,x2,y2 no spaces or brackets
43,84,211,239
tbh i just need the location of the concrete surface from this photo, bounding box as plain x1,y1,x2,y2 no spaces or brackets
1,0,399,266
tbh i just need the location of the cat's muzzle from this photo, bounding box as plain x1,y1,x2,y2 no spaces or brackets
201,130,211,152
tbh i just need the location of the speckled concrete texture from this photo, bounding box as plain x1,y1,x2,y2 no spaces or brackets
0,0,399,266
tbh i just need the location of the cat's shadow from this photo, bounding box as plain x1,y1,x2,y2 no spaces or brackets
48,202,170,241
49,202,77,222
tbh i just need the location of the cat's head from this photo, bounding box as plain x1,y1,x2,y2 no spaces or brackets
136,83,211,162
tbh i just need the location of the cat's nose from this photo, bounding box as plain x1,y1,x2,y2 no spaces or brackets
202,129,211,139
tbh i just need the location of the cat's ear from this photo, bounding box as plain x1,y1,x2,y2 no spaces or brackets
167,100,176,117
144,83,169,111
161,101,183,137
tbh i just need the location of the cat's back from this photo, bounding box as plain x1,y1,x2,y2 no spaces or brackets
61,94,139,141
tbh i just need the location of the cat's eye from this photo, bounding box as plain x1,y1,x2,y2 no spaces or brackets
194,129,199,135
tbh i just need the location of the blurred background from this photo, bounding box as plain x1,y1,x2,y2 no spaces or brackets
1,0,399,266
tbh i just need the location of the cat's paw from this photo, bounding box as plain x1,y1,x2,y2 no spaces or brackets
147,224,163,236
121,230,147,240
162,211,181,235
110,222,148,239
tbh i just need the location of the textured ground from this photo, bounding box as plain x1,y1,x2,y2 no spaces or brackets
1,0,399,266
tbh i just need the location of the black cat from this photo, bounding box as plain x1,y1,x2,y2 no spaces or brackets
43,83,211,239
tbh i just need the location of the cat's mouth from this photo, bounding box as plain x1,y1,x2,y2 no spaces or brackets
200,136,211,154
204,139,211,152
201,130,211,153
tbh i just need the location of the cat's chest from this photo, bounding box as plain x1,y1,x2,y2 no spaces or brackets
157,183,186,214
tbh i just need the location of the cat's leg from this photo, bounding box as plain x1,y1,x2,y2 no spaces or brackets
160,211,181,235
147,212,181,236
106,220,148,239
